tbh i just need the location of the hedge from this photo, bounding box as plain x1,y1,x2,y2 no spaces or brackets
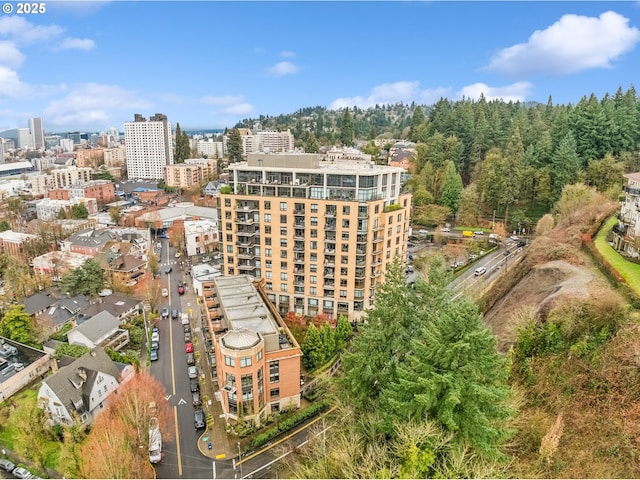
250,401,330,449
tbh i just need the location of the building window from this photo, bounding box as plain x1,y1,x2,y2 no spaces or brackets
226,222,232,231
280,227,287,236
340,290,347,298
310,275,317,284
342,219,350,228
310,287,317,295
266,282,272,290
264,213,271,222
310,241,317,250
311,229,318,238
271,403,280,412
280,238,287,247
310,264,317,273
265,236,272,245
280,214,287,224
280,261,288,269
265,248,272,257
397,225,401,234
343,205,350,215
270,388,280,398
264,201,271,209
269,361,279,383
323,300,334,308
240,356,252,367
282,283,288,292
225,356,235,367
341,232,349,240
311,204,318,213
257,350,263,361
225,199,231,207
310,217,318,226
281,249,287,258
265,271,272,279
266,260,272,268
281,273,288,281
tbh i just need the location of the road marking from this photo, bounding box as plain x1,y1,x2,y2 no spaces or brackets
174,406,182,476
178,398,187,405
165,394,172,400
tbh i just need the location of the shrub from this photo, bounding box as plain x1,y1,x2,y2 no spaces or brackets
250,401,330,449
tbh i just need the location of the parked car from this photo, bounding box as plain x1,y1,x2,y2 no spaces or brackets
164,266,172,274
150,350,159,362
152,325,159,333
162,288,169,297
181,313,189,325
151,331,159,343
441,227,451,232
151,341,159,352
0,458,15,473
192,391,201,407
171,309,179,319
177,281,185,295
474,231,484,235
188,366,197,379
185,342,194,353
194,409,205,429
183,324,191,333
161,307,169,319
12,467,32,479
186,352,195,365
190,379,199,392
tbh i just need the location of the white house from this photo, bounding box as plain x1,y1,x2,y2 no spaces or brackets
37,348,130,425
68,311,129,351
184,219,219,257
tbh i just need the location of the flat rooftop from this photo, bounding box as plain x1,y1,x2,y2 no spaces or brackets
215,275,277,336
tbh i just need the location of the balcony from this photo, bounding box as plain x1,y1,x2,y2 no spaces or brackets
373,224,384,231
294,276,305,286
294,256,305,265
236,250,255,259
324,282,335,289
373,247,383,254
237,263,256,272
324,248,336,255
293,242,305,252
371,257,382,267
624,186,640,196
325,222,337,231
294,230,305,240
324,269,335,279
234,202,259,212
325,210,337,218
236,239,254,248
372,236,383,243
325,233,336,241
234,216,256,225
356,235,368,243
355,269,365,279
324,258,335,267
294,209,306,216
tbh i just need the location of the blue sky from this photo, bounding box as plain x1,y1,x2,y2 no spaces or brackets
1,1,639,133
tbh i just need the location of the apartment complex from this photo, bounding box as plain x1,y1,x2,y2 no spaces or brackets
184,219,219,256
219,152,411,319
196,138,224,158
75,147,104,168
103,146,126,167
124,113,173,179
163,158,217,188
613,172,640,256
205,275,302,425
50,167,93,190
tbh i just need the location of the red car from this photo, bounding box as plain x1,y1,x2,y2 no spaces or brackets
177,281,185,295
185,342,194,353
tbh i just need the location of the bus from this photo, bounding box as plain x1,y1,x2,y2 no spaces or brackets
149,417,162,464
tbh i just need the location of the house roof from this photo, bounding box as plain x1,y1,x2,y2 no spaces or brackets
71,311,120,343
42,347,121,417
66,228,116,249
24,290,90,327
624,172,640,182
79,293,140,319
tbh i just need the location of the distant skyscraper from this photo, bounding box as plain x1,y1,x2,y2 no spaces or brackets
18,128,33,149
29,117,44,149
124,113,173,179
0,140,5,164
107,127,120,144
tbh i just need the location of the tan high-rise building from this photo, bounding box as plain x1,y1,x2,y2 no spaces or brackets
163,158,217,188
219,152,411,320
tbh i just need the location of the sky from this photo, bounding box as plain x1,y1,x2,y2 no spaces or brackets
0,1,639,133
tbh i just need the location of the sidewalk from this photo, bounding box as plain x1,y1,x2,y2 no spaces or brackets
180,271,239,462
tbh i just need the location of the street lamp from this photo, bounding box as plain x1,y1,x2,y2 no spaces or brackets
237,442,242,478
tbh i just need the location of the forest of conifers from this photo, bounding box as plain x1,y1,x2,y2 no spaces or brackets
236,86,640,230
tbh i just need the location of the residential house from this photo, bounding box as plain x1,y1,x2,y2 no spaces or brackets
37,347,132,425
68,311,129,351
23,289,90,338
184,219,219,257
79,293,141,323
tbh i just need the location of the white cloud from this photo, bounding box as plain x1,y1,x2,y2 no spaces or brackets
267,61,298,77
56,38,95,51
200,95,246,106
456,82,533,102
331,81,451,109
0,41,25,68
0,66,26,97
280,50,295,58
43,83,150,128
485,11,640,76
0,16,64,44
220,103,254,116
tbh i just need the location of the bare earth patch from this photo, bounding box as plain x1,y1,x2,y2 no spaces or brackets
484,259,593,352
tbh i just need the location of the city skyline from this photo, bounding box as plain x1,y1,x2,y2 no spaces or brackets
0,1,639,133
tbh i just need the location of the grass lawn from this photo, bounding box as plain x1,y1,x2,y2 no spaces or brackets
594,216,640,296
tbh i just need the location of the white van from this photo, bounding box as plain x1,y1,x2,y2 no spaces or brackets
474,267,487,276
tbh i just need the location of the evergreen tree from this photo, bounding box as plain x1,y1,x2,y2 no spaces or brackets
335,314,353,351
550,131,581,201
338,108,354,146
226,128,243,163
409,106,426,142
304,132,319,153
302,323,323,370
174,123,191,163
438,161,463,213
70,203,89,219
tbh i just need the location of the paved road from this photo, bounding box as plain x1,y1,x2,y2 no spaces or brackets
149,239,235,479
